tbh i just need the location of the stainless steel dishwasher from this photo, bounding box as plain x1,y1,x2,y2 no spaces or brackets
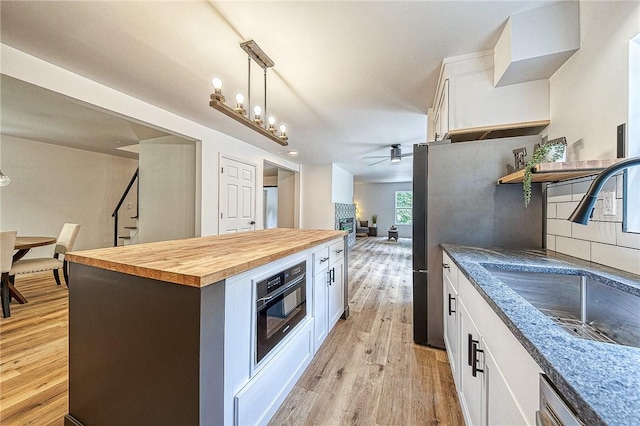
536,375,584,426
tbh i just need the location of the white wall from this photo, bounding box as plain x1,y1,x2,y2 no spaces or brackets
299,163,354,231
299,164,333,230
331,164,354,204
354,181,413,238
545,0,640,161
0,135,138,257
139,136,196,243
1,44,301,239
277,169,295,228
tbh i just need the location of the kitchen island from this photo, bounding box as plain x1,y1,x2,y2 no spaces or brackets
63,228,347,426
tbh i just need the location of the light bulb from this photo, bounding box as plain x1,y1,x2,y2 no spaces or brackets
279,124,287,134
211,77,223,90
267,115,277,133
253,105,262,117
235,93,245,105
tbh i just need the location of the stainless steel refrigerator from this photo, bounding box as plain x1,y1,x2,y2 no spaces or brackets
412,136,544,348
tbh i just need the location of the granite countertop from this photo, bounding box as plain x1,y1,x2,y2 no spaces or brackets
65,229,346,287
441,244,640,426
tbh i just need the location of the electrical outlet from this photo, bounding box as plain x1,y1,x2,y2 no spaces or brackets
603,191,616,216
126,202,132,210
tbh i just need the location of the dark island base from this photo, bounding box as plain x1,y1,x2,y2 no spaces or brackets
66,263,226,425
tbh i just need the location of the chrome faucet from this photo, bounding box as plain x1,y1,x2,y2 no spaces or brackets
569,156,640,224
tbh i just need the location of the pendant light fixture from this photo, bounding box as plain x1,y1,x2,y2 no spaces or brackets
209,40,289,146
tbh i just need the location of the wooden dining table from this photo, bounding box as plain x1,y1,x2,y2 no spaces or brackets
10,236,57,304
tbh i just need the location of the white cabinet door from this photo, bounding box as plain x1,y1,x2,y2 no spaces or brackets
219,157,256,233
483,342,528,426
328,259,344,330
443,274,459,387
435,79,450,140
459,300,485,426
313,268,329,353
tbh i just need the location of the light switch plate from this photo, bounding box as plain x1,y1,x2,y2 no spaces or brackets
603,191,616,216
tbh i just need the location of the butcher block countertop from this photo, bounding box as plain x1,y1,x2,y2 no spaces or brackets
66,229,346,287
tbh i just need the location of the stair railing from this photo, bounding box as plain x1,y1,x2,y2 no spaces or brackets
112,168,139,246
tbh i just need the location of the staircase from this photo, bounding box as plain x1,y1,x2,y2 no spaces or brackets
112,169,139,246
119,221,139,246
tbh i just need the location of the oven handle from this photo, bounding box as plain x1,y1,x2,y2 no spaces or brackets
256,274,306,305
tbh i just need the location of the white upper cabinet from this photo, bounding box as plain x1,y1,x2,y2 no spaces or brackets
428,51,550,143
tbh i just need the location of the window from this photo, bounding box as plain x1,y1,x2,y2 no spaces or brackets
395,191,413,225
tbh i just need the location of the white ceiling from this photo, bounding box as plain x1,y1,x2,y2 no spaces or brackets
0,0,558,183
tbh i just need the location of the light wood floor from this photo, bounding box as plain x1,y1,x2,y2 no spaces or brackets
0,273,68,425
0,237,463,425
270,237,463,425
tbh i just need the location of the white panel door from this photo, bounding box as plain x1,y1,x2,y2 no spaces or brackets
219,157,256,234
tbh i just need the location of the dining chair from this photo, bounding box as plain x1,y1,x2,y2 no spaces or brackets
10,223,81,287
1,230,18,318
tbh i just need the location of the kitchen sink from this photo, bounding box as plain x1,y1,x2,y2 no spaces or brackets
482,267,640,348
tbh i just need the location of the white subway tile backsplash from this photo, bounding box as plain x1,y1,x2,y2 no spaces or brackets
546,174,639,275
571,180,592,201
547,235,556,251
547,218,572,237
617,228,640,250
591,242,640,275
547,183,572,203
556,202,579,220
555,236,590,260
571,221,617,245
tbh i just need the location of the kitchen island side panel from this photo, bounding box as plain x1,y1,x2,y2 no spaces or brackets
66,263,225,426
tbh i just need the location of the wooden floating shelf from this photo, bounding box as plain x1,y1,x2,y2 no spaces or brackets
447,120,551,143
498,159,626,184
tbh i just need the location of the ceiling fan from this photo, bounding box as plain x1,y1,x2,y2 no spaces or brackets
363,144,413,166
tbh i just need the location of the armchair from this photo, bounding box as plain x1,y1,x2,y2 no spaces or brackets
356,220,369,237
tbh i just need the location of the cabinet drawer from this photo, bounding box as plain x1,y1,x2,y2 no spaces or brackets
442,252,458,291
313,247,330,274
329,240,345,265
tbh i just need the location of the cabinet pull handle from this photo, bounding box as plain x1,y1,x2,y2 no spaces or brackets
442,263,450,271
467,333,479,366
448,294,456,315
336,249,344,254
319,257,329,263
331,267,335,283
472,342,484,377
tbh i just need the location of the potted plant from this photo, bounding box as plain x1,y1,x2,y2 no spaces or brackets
523,139,566,207
371,214,378,227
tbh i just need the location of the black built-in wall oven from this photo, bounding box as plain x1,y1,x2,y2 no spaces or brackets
255,260,307,363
